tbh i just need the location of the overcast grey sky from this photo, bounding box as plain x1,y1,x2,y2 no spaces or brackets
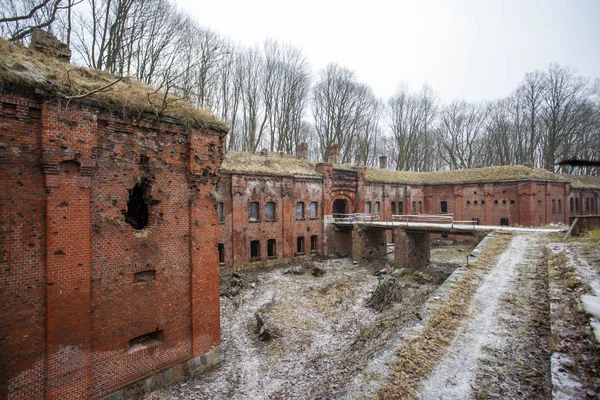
177,0,600,102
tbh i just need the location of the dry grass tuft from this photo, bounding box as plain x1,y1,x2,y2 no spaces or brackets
0,38,228,132
377,234,512,399
221,152,321,177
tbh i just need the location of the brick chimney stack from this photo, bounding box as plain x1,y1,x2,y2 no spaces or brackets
379,156,388,169
296,143,308,159
30,29,71,62
326,144,340,164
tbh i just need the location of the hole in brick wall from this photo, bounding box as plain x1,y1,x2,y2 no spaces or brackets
125,178,149,230
128,330,163,353
139,154,149,165
134,270,156,284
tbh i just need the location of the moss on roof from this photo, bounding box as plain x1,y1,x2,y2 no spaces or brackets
222,152,321,177
366,165,567,185
567,174,600,189
0,38,228,133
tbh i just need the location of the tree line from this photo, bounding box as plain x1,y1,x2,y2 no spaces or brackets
2,0,599,174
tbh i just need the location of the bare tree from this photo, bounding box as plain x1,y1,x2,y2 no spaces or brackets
0,0,74,42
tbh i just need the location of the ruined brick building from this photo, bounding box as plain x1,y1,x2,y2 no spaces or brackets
2,32,600,400
216,147,600,267
1,34,226,399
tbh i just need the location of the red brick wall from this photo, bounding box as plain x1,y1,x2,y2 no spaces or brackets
0,91,224,400
217,174,323,268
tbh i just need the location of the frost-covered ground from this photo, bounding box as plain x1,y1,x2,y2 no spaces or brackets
148,243,469,400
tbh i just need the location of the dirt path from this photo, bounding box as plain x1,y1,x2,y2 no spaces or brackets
417,233,550,399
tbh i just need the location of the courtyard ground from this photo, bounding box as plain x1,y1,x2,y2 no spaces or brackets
148,232,599,400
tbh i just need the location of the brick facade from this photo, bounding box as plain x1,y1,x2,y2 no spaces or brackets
1,89,225,399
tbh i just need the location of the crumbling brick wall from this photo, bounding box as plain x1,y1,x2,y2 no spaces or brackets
0,89,225,399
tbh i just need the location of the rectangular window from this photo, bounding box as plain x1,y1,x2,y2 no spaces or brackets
398,201,403,214
575,198,580,212
249,202,259,221
297,236,305,254
391,201,396,215
552,199,556,214
218,243,225,265
510,200,515,205
570,198,574,212
365,202,371,214
558,199,562,213
266,202,276,221
296,202,305,220
217,202,224,223
250,240,260,260
267,239,276,258
310,235,318,252
500,218,509,226
309,202,318,219
418,201,423,214
440,201,448,213
412,201,416,214
374,201,380,215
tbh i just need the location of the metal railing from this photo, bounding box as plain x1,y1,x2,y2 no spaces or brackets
333,212,481,228
332,213,380,223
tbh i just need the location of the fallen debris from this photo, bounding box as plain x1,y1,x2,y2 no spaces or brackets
366,276,403,312
254,311,281,342
312,266,326,277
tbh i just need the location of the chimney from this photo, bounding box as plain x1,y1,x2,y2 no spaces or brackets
326,144,340,164
296,143,308,159
356,152,364,166
379,156,388,169
30,29,71,62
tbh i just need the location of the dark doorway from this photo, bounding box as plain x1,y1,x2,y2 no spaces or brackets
310,235,318,252
267,239,276,258
250,240,260,260
440,201,448,214
297,236,305,254
218,243,225,265
500,218,509,226
332,199,347,215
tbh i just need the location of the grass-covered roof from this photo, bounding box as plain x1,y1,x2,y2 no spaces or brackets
0,38,228,133
221,152,321,177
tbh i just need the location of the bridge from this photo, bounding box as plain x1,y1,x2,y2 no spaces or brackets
331,213,565,269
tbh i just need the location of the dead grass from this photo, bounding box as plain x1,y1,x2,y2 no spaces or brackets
0,38,228,132
221,152,321,177
377,234,512,399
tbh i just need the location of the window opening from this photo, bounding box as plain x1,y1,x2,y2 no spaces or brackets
125,178,149,230
365,202,371,214
309,202,318,219
374,201,380,215
391,201,396,215
332,199,347,215
510,200,515,205
249,202,259,221
297,236,305,254
440,201,448,213
218,243,225,265
217,202,224,223
472,218,480,225
575,198,580,212
558,199,562,213
570,198,574,212
134,270,156,284
310,235,318,252
500,218,509,226
418,201,423,214
128,330,163,353
412,201,416,214
266,202,276,221
586,198,590,212
398,201,404,214
552,199,556,214
296,202,305,220
267,239,276,258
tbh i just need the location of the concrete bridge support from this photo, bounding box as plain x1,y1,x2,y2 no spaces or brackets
352,227,387,262
394,228,430,269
